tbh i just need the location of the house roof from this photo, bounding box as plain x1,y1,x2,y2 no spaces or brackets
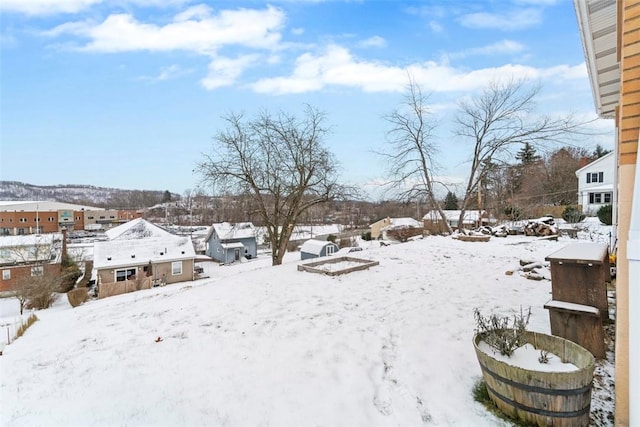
371,217,421,229
0,201,103,212
205,222,256,242
575,151,615,175
422,210,486,222
221,242,245,250
94,234,196,270
300,239,335,255
0,233,63,264
574,0,619,118
105,218,174,240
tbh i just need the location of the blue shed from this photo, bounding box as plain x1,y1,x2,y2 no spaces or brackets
206,222,258,264
300,239,338,260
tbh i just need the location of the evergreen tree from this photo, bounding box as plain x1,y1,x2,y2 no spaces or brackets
515,142,541,165
443,191,459,210
162,190,172,203
592,144,611,159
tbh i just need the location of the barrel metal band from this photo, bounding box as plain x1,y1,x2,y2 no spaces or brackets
480,363,592,396
485,382,591,418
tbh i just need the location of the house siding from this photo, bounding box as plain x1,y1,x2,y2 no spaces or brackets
575,153,615,214
615,1,640,424
0,263,61,292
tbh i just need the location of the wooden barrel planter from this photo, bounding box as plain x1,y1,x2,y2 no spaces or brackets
473,330,595,427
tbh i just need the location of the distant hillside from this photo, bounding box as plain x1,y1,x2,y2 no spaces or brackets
0,181,179,209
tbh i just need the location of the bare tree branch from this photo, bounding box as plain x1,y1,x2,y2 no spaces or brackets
196,105,357,265
378,76,453,233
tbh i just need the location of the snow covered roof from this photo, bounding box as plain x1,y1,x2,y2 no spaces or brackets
0,233,63,264
300,239,335,255
390,217,421,227
575,152,615,175
0,233,62,249
206,222,256,242
221,242,245,249
423,210,486,223
0,201,102,211
105,218,174,240
94,234,196,270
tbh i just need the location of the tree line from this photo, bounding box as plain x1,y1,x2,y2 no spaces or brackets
194,76,602,265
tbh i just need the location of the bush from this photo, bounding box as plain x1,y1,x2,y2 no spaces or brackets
473,307,531,357
58,264,82,293
361,231,372,241
326,234,337,243
67,287,88,308
503,206,522,221
597,204,612,225
561,206,585,223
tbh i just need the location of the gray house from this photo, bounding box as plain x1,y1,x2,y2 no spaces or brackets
205,222,257,264
300,239,338,260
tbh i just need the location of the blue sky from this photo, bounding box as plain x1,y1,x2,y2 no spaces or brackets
0,0,613,199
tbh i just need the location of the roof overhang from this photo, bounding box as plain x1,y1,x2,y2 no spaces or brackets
574,0,620,119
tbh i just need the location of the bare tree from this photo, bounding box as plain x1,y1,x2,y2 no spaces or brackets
454,78,590,229
379,77,453,233
196,105,355,266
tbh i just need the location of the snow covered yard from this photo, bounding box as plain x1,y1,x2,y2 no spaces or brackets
0,233,614,426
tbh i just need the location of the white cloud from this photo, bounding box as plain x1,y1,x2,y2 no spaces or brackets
0,0,188,15
291,27,304,36
448,40,526,59
201,54,260,90
0,0,102,15
138,64,191,82
458,8,543,30
429,20,444,33
250,44,587,95
46,6,285,54
358,36,386,48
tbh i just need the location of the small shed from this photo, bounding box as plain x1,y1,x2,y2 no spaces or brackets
300,239,338,260
205,222,257,264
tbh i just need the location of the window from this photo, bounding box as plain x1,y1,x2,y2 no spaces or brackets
589,192,612,204
17,228,25,235
171,261,182,275
48,217,54,222
31,266,44,276
586,172,604,183
326,244,335,256
19,218,27,223
0,228,9,236
115,268,137,282
2,270,10,280
87,216,94,220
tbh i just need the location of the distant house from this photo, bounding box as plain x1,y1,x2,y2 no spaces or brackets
575,152,615,215
205,222,257,264
423,210,489,232
0,233,63,292
300,239,338,260
93,219,196,298
370,217,423,240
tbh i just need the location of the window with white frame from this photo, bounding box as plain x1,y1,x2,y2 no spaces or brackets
2,270,10,280
171,261,182,275
326,244,335,256
115,268,136,282
31,266,44,276
589,192,612,204
586,172,604,183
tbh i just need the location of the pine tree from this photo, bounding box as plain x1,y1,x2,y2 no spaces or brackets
592,144,611,159
515,142,541,165
162,190,172,203
443,191,459,210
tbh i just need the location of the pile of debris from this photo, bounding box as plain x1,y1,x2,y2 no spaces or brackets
524,216,558,237
505,259,550,281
